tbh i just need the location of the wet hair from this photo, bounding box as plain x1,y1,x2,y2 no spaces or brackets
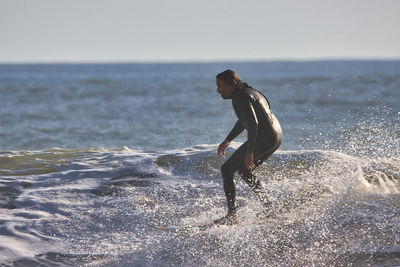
216,70,250,89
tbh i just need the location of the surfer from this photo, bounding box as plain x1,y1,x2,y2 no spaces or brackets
214,70,282,225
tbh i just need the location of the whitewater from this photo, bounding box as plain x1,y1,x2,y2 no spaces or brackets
0,139,399,265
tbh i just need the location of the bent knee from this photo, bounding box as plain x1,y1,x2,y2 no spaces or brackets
221,162,234,178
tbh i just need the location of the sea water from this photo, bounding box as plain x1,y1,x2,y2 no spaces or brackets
0,61,399,266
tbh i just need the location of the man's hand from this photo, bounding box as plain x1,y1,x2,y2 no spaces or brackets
218,140,230,157
245,153,255,171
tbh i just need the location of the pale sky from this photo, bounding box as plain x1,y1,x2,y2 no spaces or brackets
1,0,399,63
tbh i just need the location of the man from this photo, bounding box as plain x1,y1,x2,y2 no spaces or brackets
214,69,282,225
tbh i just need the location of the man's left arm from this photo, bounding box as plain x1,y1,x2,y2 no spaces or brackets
225,120,245,142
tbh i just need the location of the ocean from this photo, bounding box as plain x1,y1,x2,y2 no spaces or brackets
0,60,399,266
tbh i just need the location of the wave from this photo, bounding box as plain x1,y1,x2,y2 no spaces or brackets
0,144,399,266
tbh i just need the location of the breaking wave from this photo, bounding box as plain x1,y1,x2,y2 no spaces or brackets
1,142,399,266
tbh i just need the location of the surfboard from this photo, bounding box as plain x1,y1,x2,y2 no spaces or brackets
149,214,245,233
149,210,281,233
149,220,218,233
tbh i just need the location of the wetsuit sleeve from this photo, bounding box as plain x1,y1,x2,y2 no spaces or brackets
225,120,245,142
234,96,258,154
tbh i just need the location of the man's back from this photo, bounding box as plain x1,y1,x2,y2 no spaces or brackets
231,86,275,132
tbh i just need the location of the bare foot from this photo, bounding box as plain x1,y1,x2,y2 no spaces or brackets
213,213,239,225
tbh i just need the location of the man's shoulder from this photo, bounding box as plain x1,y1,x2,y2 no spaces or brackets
233,86,253,97
232,86,258,101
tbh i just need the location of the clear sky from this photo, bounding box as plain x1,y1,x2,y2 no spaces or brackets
1,0,399,63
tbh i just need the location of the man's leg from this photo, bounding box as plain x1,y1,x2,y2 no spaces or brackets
238,162,272,209
216,139,280,224
238,143,279,212
238,134,281,216
216,143,248,225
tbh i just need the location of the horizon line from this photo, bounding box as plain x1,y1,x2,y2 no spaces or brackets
1,56,400,65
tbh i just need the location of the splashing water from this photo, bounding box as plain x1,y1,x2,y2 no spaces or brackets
1,127,399,266
1,61,399,266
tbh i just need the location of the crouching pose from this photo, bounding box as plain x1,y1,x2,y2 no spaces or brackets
214,69,282,225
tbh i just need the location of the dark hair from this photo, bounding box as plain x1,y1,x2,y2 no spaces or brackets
216,69,250,89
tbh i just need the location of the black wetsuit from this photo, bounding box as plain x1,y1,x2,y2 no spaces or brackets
221,85,282,213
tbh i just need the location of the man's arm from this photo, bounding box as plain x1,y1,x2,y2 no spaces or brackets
225,120,245,142
234,96,258,155
218,120,244,157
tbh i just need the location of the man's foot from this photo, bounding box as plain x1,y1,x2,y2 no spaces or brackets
213,212,239,226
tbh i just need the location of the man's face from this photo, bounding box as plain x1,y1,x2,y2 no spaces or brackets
216,78,234,99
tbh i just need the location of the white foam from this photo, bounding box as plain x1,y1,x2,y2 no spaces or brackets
0,144,399,265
